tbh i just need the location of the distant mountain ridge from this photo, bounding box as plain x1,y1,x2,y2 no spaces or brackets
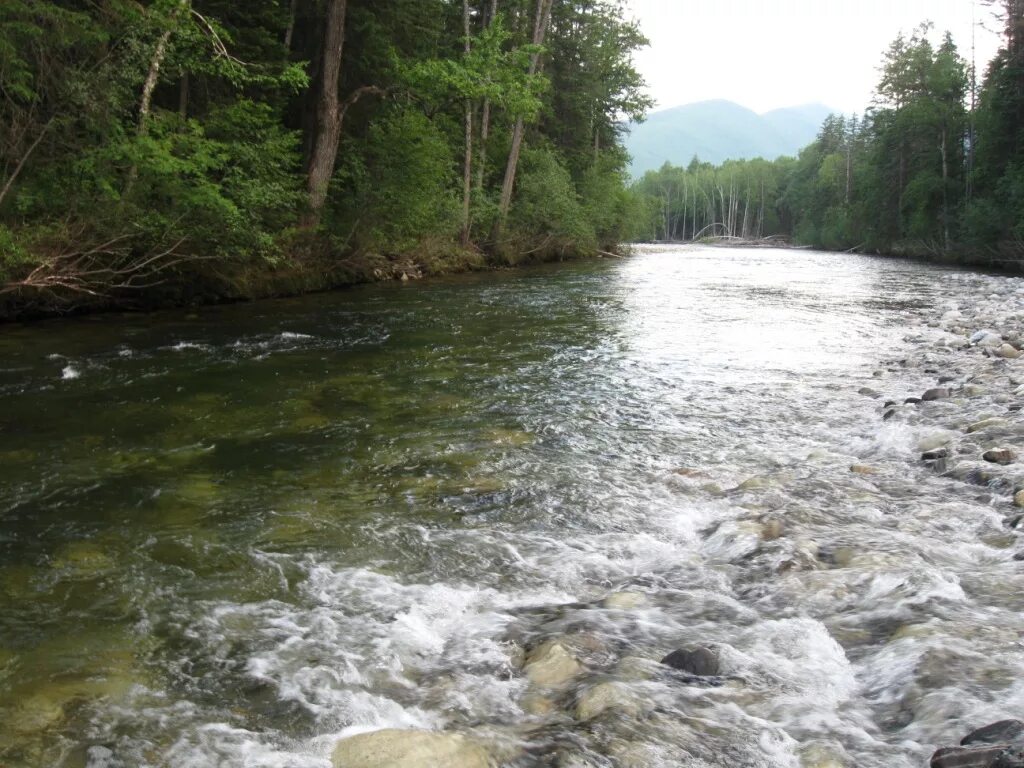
625,100,834,177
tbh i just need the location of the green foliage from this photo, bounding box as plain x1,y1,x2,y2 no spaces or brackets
510,147,596,250
0,0,650,311
634,25,979,258
340,110,459,252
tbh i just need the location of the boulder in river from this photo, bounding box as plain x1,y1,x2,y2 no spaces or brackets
919,434,953,453
850,464,881,475
523,640,583,687
931,745,1024,767
660,647,719,676
331,729,492,768
603,591,648,610
983,449,1016,465
971,330,1004,348
923,388,951,401
574,682,643,721
968,418,1008,434
961,720,1024,746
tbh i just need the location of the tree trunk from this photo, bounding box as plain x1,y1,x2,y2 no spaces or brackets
302,0,348,229
138,11,184,134
492,0,552,242
476,0,498,193
461,0,473,246
178,71,189,119
940,127,950,251
284,0,298,51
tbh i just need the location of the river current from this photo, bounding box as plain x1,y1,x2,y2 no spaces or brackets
2,246,1023,767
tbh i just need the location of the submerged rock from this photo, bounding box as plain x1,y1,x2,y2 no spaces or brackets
603,591,648,610
660,647,719,676
523,640,583,687
331,729,492,768
961,720,1024,746
919,434,953,453
931,746,1007,768
969,418,1008,433
850,464,881,475
984,449,1017,465
574,682,643,721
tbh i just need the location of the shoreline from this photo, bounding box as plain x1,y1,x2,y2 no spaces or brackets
4,239,1019,325
0,242,612,324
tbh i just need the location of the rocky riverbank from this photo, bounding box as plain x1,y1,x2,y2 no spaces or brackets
324,275,1024,768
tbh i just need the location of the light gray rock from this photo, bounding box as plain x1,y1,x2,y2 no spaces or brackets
523,640,583,687
603,592,648,610
332,729,492,768
574,682,643,721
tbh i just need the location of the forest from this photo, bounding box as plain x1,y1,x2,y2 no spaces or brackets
633,1,1024,268
0,0,649,315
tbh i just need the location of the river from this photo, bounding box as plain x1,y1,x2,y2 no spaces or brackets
2,245,1023,767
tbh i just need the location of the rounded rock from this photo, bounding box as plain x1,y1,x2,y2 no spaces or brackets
331,729,492,768
660,646,719,676
523,640,583,688
983,449,1016,465
574,682,642,721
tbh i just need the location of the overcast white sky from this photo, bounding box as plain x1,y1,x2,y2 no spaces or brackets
627,0,1005,114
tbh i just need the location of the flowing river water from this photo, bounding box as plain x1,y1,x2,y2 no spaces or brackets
3,245,1024,768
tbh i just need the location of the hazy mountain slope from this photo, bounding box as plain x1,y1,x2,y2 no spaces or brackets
625,100,833,177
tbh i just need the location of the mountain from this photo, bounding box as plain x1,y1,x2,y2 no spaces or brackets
624,100,834,177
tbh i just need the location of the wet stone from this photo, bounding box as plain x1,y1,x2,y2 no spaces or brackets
984,449,1017,465
574,682,643,721
850,464,880,475
931,746,1008,768
923,388,951,401
858,387,881,398
660,647,719,676
523,640,583,688
962,720,1024,746
331,729,491,768
923,448,951,461
969,418,1009,434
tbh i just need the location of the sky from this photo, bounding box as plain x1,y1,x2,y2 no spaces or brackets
626,0,1005,115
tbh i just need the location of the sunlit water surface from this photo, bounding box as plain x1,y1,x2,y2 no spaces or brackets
1,246,1021,767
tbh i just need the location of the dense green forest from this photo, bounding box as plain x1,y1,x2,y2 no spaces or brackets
634,1,1024,267
0,0,649,315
